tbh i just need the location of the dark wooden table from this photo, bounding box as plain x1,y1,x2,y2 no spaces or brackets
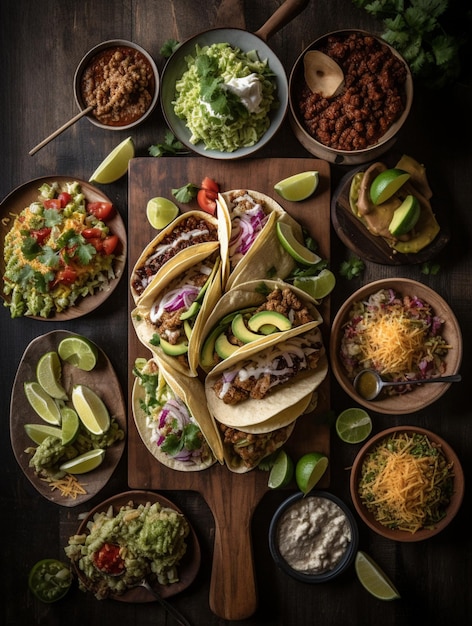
1,1,471,625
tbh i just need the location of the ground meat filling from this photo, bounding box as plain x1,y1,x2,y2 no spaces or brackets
297,32,408,151
131,216,218,297
255,288,315,326
220,423,292,468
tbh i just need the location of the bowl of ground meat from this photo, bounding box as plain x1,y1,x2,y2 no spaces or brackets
74,40,159,130
289,30,413,165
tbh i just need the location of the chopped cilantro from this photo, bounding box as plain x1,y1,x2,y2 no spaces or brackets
160,38,180,58
149,130,187,157
339,256,365,280
172,183,199,204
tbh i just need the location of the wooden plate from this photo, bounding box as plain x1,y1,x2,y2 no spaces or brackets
73,490,201,602
0,176,126,320
331,162,450,265
10,330,126,506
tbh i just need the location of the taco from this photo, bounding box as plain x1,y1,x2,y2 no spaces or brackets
132,357,223,470
217,189,302,290
199,279,323,372
131,242,222,377
130,210,219,304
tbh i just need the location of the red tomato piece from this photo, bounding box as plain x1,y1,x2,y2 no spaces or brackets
43,199,62,209
101,234,119,255
87,201,115,221
201,176,219,195
57,192,72,207
82,227,103,239
197,189,217,215
30,227,51,245
54,267,77,286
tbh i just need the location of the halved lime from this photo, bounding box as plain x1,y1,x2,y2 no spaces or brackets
71,384,110,435
268,450,294,489
24,382,62,425
276,222,322,266
335,408,372,444
36,351,67,400
59,448,105,474
388,194,421,236
28,558,72,603
355,551,401,601
146,197,180,230
274,171,319,201
89,136,135,184
24,423,62,445
295,451,329,495
60,407,80,445
369,168,410,205
58,335,98,371
294,269,336,300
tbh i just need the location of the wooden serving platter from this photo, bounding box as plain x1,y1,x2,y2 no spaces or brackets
127,156,331,620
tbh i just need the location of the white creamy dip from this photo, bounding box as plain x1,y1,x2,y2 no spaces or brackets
277,496,352,574
224,73,263,113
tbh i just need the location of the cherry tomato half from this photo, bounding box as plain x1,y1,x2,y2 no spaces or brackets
201,176,219,195
43,199,62,209
101,234,119,255
57,192,72,207
197,189,217,215
87,201,115,221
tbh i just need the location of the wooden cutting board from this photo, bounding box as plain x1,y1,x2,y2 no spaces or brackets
127,156,331,620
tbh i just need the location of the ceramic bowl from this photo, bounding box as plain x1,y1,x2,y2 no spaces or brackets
269,491,359,583
329,278,462,415
350,426,464,542
74,39,159,130
288,29,413,165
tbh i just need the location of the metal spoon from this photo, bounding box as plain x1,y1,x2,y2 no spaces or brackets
353,368,462,401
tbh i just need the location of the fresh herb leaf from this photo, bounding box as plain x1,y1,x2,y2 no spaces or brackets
37,246,60,268
339,256,365,280
75,242,96,265
149,130,187,157
43,208,63,228
196,53,247,120
160,38,180,58
21,236,41,260
421,261,441,275
172,183,199,203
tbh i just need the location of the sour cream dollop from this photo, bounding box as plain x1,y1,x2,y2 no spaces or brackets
224,73,263,113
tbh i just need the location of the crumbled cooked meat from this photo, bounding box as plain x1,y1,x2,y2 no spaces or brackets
220,423,293,468
254,287,315,326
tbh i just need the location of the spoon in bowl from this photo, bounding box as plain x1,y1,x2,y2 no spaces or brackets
353,368,462,401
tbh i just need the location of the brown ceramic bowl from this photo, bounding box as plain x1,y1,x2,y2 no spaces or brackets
74,39,159,131
329,278,462,415
289,29,413,165
350,426,464,542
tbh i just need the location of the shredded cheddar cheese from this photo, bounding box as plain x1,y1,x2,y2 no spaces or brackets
42,474,88,499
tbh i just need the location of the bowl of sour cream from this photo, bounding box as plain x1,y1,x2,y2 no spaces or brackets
269,491,359,583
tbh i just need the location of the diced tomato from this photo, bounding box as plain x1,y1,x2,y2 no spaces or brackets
85,238,104,253
57,192,72,207
87,201,115,221
201,177,219,195
82,227,103,239
30,227,51,245
43,199,62,209
54,267,77,286
197,189,217,215
101,234,119,255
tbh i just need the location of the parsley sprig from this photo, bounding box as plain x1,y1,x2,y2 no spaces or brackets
196,54,248,120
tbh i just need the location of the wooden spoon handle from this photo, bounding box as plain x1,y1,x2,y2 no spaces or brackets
254,0,310,42
29,105,93,156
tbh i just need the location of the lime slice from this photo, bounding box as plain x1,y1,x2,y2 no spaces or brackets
268,450,294,489
71,384,110,435
24,423,62,445
58,335,98,371
60,407,80,445
59,448,105,474
36,351,67,400
355,551,401,601
89,136,135,184
146,197,180,230
274,171,319,201
294,269,336,300
28,559,72,603
295,452,329,494
335,408,372,444
388,194,421,236
24,382,62,425
276,222,322,266
369,168,410,205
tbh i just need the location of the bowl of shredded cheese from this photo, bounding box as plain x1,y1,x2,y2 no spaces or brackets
350,426,464,541
329,278,462,414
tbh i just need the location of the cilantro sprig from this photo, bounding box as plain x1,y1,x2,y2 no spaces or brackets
196,54,248,120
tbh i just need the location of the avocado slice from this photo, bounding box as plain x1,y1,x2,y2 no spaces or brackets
180,300,201,320
200,325,223,369
247,310,292,333
231,313,262,344
159,337,188,356
219,306,257,327
215,332,240,359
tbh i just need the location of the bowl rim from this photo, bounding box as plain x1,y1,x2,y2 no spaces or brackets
73,38,159,131
288,28,413,163
329,278,463,415
268,490,359,583
349,425,465,542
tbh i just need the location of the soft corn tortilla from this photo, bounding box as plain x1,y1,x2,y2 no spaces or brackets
132,358,224,470
217,189,301,290
131,242,222,377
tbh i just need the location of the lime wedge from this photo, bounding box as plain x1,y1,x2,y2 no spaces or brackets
369,168,410,205
24,381,62,425
268,450,294,489
60,407,80,445
294,269,336,300
276,222,322,266
274,171,319,201
295,452,328,495
71,384,110,435
146,197,180,230
335,408,372,444
24,423,62,445
36,351,67,400
58,335,98,371
388,194,421,236
89,136,135,184
355,551,401,600
59,448,105,474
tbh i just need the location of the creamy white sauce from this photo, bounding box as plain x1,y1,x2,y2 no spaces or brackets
277,496,351,574
224,74,263,113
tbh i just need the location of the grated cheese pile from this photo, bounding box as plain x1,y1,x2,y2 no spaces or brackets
358,432,454,533
42,474,88,499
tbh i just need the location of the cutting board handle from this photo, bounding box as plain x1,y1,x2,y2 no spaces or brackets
254,0,310,42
